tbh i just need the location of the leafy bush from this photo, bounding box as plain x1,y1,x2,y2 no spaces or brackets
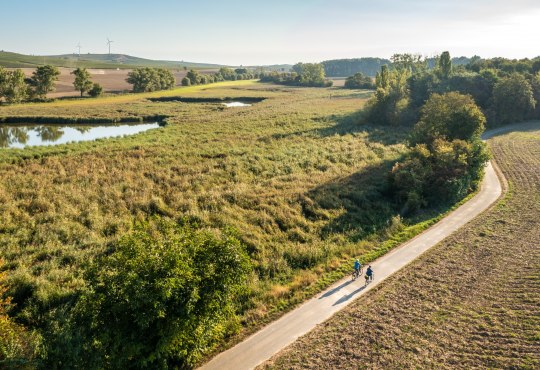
126,68,176,93
344,72,375,89
181,76,191,86
87,83,103,98
389,92,489,213
46,218,250,369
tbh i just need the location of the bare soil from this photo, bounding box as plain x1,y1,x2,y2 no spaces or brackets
261,122,540,369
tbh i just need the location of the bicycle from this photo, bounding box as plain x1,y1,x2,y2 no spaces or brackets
351,266,364,281
364,272,374,286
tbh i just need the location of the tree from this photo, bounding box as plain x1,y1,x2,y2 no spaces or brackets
126,68,160,92
492,73,536,124
71,68,93,97
156,68,176,90
186,69,200,85
66,219,250,368
390,92,488,212
437,51,453,79
292,63,327,86
410,92,486,147
181,77,191,86
30,65,60,99
344,72,375,89
1,69,28,104
88,83,103,97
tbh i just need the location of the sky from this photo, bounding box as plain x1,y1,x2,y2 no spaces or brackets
1,0,539,65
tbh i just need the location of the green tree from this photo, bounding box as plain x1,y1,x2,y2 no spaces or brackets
181,76,191,86
292,63,327,86
437,51,452,79
410,92,486,147
126,67,160,92
156,68,176,90
1,69,28,104
30,65,60,99
390,92,488,212
71,68,93,97
186,69,201,85
344,72,374,89
88,83,103,97
66,219,250,368
492,73,536,124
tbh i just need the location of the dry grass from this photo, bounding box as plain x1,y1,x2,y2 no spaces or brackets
261,121,540,370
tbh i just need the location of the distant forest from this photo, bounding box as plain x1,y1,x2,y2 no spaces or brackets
323,56,473,77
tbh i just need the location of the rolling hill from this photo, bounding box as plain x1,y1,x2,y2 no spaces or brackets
0,50,224,69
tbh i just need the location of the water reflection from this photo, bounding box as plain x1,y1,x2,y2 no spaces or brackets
0,123,161,149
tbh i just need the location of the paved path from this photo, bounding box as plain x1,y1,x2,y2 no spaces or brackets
201,138,503,370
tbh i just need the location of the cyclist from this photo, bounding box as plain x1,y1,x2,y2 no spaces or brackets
353,259,361,279
365,265,374,282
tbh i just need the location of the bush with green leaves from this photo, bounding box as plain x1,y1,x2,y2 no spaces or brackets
87,83,103,98
344,72,375,89
389,92,489,213
44,218,250,369
29,65,60,100
126,68,176,93
492,73,536,124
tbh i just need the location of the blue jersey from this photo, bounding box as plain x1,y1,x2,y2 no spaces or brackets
354,261,361,270
366,267,373,276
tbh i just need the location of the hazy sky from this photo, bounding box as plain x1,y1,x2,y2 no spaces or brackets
2,0,539,65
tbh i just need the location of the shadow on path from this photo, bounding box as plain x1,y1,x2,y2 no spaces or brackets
332,285,368,306
318,279,354,299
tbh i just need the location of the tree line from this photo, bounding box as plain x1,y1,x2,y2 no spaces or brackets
363,51,540,213
260,63,333,87
365,52,540,127
0,65,103,103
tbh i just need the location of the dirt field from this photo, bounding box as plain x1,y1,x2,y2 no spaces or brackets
261,122,540,369
16,68,218,98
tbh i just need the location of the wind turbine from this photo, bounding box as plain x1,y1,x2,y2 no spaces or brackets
76,42,82,57
107,38,114,55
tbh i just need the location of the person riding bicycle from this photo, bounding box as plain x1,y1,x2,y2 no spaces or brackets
366,265,373,281
354,259,361,275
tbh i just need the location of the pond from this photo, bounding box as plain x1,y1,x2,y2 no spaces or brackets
0,122,161,149
222,101,252,107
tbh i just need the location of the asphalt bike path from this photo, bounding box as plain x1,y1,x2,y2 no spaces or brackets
201,128,508,370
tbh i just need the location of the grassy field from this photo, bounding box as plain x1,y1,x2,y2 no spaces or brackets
262,121,540,369
0,80,461,357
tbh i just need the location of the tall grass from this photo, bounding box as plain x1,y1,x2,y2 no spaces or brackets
0,82,446,352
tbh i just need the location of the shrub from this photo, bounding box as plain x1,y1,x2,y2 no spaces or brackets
51,218,250,368
87,83,103,98
181,77,191,86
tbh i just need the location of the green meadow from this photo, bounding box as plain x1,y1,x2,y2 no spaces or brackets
0,80,447,347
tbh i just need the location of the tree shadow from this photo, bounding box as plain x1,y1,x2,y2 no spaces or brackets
300,160,398,243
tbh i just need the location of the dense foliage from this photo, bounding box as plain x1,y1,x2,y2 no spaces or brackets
389,92,489,213
344,72,375,89
0,67,29,103
126,67,176,93
260,63,332,87
365,52,540,127
71,68,93,97
29,65,60,99
41,219,250,369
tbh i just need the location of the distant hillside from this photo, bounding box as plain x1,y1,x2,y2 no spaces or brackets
0,51,224,69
